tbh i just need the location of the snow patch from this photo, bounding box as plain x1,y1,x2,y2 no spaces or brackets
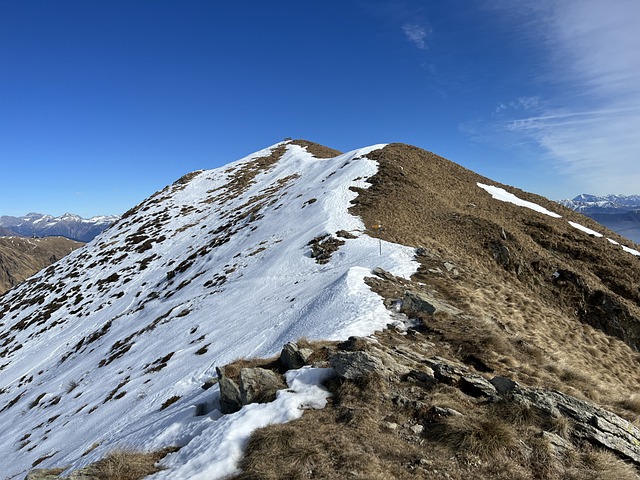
568,221,603,237
477,183,562,218
150,367,334,480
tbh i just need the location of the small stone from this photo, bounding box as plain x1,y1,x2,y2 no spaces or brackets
410,424,424,434
383,421,399,431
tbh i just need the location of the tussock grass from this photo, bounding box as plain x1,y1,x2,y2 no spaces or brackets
221,355,280,380
81,447,179,480
425,415,518,457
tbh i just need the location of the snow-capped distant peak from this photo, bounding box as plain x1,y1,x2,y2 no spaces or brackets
0,212,120,242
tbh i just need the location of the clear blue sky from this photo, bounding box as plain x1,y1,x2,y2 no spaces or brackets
2,0,639,217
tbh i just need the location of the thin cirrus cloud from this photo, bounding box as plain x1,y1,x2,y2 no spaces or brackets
492,0,640,195
402,23,429,50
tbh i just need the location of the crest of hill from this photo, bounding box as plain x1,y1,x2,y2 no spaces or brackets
353,143,640,347
0,236,84,295
232,143,640,479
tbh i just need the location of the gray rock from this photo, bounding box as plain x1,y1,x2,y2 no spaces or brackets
540,430,571,455
25,469,66,480
372,267,399,282
402,291,462,316
516,388,640,465
429,361,466,385
406,370,438,389
238,368,285,406
402,290,437,315
217,366,286,414
410,424,424,434
216,366,242,414
488,240,510,268
430,406,464,418
280,342,313,370
458,375,498,400
490,376,520,394
330,351,384,380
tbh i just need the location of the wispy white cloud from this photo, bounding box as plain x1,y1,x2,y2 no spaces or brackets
486,0,640,195
495,96,540,114
402,23,429,49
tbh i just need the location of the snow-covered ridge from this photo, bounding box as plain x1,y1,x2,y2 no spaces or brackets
0,142,417,479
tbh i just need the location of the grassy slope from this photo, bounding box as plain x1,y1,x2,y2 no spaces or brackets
0,236,84,294
231,143,640,479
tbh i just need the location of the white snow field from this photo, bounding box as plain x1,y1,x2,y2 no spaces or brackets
0,142,417,479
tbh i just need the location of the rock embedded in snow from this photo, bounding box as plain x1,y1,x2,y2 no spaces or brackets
216,366,286,414
239,368,286,406
216,366,243,414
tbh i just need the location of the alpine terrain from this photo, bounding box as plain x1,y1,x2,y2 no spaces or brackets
559,194,640,244
0,236,84,295
2,141,640,480
0,213,119,243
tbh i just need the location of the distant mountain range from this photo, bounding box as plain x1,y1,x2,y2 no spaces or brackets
0,212,119,242
558,194,640,244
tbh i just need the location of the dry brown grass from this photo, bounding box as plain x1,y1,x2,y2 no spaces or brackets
221,355,280,379
82,447,178,480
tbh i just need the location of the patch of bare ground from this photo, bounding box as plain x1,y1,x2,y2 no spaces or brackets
75,447,179,480
289,139,342,159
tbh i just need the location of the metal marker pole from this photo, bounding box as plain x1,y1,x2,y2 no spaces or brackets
373,221,382,255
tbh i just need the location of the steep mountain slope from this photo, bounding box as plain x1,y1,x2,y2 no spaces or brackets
559,194,640,243
0,213,119,242
0,141,417,479
0,236,83,294
3,141,640,479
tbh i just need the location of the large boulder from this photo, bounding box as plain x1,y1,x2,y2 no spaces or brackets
280,342,313,370
216,366,285,414
216,366,243,414
239,368,285,405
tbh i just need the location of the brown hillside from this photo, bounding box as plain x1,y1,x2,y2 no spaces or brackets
0,236,83,295
231,142,640,479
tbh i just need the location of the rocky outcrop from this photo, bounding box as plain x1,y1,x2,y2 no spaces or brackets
280,342,313,370
328,345,640,466
307,235,345,264
216,366,286,414
514,387,640,464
